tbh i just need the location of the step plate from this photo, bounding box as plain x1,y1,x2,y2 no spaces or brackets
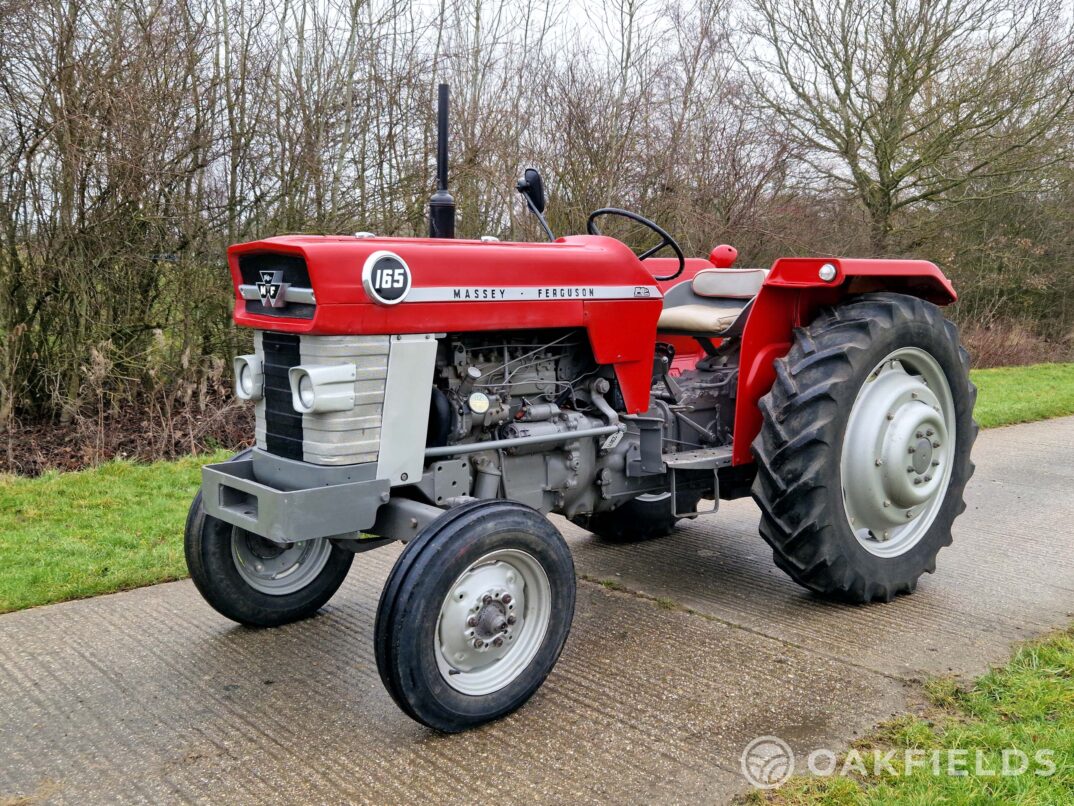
663,446,733,470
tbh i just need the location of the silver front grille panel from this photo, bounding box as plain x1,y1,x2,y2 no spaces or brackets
254,332,390,466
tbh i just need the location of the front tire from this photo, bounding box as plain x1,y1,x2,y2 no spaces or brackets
751,293,977,603
184,487,354,627
375,500,575,732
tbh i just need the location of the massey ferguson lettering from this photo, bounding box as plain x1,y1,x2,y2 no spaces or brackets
453,287,509,300
536,287,595,299
450,286,597,300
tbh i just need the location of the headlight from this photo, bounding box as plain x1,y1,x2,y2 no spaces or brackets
233,354,264,401
298,374,315,409
288,363,357,414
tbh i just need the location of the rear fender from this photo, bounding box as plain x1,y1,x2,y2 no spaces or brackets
731,257,956,466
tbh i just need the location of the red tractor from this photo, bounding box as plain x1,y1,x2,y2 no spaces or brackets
186,87,976,732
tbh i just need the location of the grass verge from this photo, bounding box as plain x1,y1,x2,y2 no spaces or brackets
748,628,1074,804
971,362,1074,429
0,451,226,614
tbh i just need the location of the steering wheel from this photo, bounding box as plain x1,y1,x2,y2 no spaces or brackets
586,208,685,281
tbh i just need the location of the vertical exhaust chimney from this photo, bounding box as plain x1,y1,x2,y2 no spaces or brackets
428,83,455,238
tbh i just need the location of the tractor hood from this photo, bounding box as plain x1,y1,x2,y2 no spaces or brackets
228,234,666,338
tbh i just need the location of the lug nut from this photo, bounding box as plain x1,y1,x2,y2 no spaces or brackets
492,637,504,648
933,441,941,448
507,615,517,625
924,475,932,482
887,412,895,420
916,431,924,439
926,428,934,437
882,500,890,508
482,594,492,604
907,466,915,473
908,446,916,454
932,460,940,467
906,510,914,519
913,478,922,485
875,459,883,466
501,594,512,605
466,616,477,627
473,639,484,649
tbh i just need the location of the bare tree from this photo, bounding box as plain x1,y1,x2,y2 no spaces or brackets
744,0,1074,253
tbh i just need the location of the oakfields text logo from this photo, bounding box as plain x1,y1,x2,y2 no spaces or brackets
740,736,1056,789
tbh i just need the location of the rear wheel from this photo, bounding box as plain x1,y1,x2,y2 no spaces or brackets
375,500,575,732
751,293,977,603
588,490,702,543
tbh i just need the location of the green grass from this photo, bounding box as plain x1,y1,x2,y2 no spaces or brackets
0,451,227,614
0,363,1072,615
970,363,1074,429
750,629,1074,805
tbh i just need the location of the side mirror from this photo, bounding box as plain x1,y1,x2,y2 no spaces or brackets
516,168,546,214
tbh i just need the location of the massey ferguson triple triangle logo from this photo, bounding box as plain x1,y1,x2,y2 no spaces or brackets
255,270,290,308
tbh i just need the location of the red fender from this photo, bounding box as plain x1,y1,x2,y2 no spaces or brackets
731,257,956,465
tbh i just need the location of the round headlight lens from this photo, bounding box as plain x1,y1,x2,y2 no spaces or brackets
298,374,315,410
238,362,253,396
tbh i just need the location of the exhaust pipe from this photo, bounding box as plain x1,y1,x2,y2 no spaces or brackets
428,83,455,238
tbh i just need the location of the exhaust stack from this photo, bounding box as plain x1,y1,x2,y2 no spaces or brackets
428,83,455,238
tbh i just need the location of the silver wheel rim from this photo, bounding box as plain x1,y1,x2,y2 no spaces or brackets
840,347,956,558
435,547,552,696
230,530,333,595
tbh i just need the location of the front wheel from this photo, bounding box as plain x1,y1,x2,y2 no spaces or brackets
375,500,575,732
184,488,354,627
751,293,977,603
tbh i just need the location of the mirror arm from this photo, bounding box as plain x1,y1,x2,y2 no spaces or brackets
525,195,556,242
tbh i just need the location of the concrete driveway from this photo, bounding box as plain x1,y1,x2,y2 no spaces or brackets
2,417,1073,805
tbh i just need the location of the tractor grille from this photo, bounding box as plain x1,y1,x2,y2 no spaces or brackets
257,331,304,460
254,332,390,466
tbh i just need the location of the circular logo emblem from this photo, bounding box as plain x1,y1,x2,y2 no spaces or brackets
362,251,411,305
741,736,794,789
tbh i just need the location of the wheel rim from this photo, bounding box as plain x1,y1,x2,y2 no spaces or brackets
230,529,333,595
840,347,956,558
435,547,552,696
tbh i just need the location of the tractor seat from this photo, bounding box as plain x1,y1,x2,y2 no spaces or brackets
657,268,767,336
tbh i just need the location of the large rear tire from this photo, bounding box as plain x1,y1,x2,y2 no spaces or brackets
751,293,976,603
375,500,575,732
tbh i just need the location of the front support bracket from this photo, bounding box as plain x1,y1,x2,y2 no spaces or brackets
370,497,447,543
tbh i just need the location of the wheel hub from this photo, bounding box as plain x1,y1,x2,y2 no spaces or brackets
841,349,956,557
474,598,510,639
435,548,551,696
230,530,332,595
910,437,934,474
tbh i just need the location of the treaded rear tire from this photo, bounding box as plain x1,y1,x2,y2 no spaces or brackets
751,293,977,603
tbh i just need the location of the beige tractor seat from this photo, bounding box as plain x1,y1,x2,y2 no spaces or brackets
657,303,744,334
657,268,768,336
